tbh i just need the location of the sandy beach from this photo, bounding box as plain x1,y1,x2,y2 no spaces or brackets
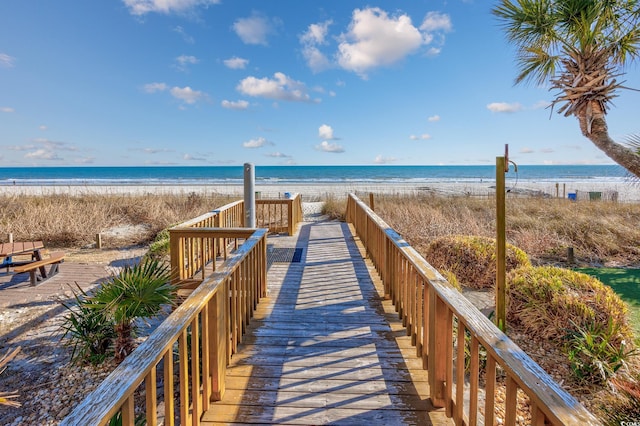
1,180,638,201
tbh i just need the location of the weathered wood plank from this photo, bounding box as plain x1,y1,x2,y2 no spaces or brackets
222,375,430,396
203,404,449,425
203,221,448,424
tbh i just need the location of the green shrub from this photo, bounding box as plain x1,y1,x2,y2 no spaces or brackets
147,227,171,259
566,319,637,384
425,235,530,289
91,259,174,363
507,266,633,346
508,266,638,384
60,287,116,365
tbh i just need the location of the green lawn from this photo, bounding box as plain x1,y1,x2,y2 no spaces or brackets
577,267,640,342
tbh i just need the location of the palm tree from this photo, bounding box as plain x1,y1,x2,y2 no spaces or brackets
493,0,640,176
91,259,174,363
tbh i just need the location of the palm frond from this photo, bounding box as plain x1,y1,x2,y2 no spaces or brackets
0,347,21,407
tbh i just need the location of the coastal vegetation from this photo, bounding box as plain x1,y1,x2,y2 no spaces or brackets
61,259,175,364
424,235,531,289
493,0,640,176
0,192,236,248
2,191,640,421
373,193,640,420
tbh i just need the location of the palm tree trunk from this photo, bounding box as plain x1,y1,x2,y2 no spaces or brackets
578,109,640,178
114,322,133,363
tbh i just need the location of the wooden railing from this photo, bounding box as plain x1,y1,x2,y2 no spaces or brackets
257,192,303,235
345,194,600,426
168,195,301,288
169,200,244,287
61,228,268,426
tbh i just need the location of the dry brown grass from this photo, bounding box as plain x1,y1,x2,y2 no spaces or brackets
0,192,236,248
374,193,640,266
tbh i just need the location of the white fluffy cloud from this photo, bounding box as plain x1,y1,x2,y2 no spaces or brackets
243,137,272,148
221,100,249,110
337,8,423,76
300,21,333,72
143,82,168,93
427,115,440,122
487,102,523,113
15,138,77,161
533,100,551,109
237,72,313,102
223,56,249,69
170,86,204,104
173,26,194,43
318,124,335,140
122,0,219,15
265,152,291,158
316,141,344,153
374,155,397,164
420,11,452,32
301,20,332,45
175,55,199,71
144,82,206,105
0,53,15,68
409,134,432,141
233,13,275,45
183,153,207,161
25,149,61,160
313,7,453,77
1,107,14,113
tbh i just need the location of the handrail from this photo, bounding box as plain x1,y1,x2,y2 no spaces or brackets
345,194,600,426
61,228,268,426
256,192,303,235
169,195,302,286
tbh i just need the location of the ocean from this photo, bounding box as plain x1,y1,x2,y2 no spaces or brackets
0,165,630,186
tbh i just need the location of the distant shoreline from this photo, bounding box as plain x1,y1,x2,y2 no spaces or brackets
1,180,638,202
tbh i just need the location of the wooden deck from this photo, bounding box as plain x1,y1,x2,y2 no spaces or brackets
202,221,451,425
0,261,110,309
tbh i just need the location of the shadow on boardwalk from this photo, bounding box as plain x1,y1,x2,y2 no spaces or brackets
203,221,450,425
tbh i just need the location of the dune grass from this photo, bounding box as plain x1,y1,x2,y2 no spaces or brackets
0,192,236,248
372,193,640,266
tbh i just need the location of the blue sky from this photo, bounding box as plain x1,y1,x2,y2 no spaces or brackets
1,0,638,167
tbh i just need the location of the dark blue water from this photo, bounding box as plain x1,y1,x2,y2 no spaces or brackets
0,165,628,186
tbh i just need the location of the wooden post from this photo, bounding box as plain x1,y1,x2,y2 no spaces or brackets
95,233,102,249
369,192,375,211
244,163,256,228
563,183,566,199
496,156,507,332
428,287,448,408
567,247,575,264
7,233,13,243
555,183,559,198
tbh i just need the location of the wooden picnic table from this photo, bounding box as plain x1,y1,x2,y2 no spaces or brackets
0,241,45,273
0,241,45,259
0,241,65,286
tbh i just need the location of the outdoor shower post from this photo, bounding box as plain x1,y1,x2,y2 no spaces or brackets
244,163,256,228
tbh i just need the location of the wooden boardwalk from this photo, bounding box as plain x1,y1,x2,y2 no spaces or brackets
203,221,450,425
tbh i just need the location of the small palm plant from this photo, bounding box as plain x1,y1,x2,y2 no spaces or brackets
0,347,21,407
91,259,174,363
61,286,116,365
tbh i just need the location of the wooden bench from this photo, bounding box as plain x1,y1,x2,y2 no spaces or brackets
13,251,65,286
